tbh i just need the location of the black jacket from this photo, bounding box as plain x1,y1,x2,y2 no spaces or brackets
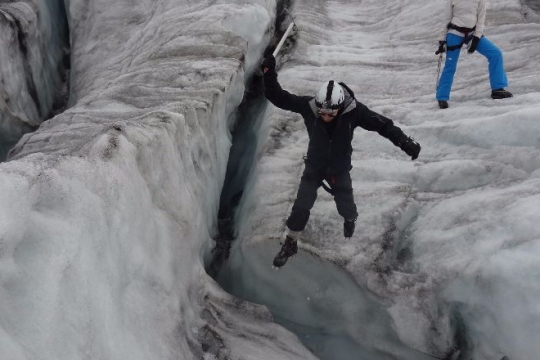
263,70,410,176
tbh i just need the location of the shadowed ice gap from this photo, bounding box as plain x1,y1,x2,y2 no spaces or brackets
216,241,436,360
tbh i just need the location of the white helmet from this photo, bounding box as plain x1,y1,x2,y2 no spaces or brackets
315,80,345,110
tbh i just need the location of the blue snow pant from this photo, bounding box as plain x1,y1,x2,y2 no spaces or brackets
286,165,358,232
436,33,509,101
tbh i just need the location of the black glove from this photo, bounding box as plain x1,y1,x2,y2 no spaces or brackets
468,36,480,54
400,137,421,160
435,41,446,55
261,55,276,73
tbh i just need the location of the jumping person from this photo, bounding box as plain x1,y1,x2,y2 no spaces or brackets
435,0,513,109
261,54,421,267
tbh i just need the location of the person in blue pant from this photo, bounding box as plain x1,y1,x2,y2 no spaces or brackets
435,0,513,109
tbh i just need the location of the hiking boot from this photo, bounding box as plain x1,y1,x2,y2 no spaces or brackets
344,218,357,238
438,100,449,109
491,89,513,99
273,236,298,267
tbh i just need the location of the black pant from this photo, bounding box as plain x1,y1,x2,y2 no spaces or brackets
286,166,358,232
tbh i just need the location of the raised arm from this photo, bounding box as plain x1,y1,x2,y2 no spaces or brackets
262,55,308,113
355,101,421,160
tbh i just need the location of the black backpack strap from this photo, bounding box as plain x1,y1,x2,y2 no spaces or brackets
338,82,356,99
321,175,354,196
446,35,476,51
446,43,464,51
445,23,476,51
321,179,334,195
447,22,476,35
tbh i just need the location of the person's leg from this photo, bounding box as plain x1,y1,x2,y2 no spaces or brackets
475,36,509,91
330,172,358,237
275,167,320,267
436,33,464,101
331,172,358,221
286,166,320,233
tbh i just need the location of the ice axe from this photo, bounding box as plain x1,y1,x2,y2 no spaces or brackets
262,13,297,73
435,51,444,91
435,33,448,91
272,20,297,57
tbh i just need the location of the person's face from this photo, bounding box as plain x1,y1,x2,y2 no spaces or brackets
318,109,339,122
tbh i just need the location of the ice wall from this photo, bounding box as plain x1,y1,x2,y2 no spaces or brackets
1,1,319,359
0,0,69,160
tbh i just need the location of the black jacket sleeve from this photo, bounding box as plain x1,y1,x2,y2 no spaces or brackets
263,70,309,114
354,101,409,146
